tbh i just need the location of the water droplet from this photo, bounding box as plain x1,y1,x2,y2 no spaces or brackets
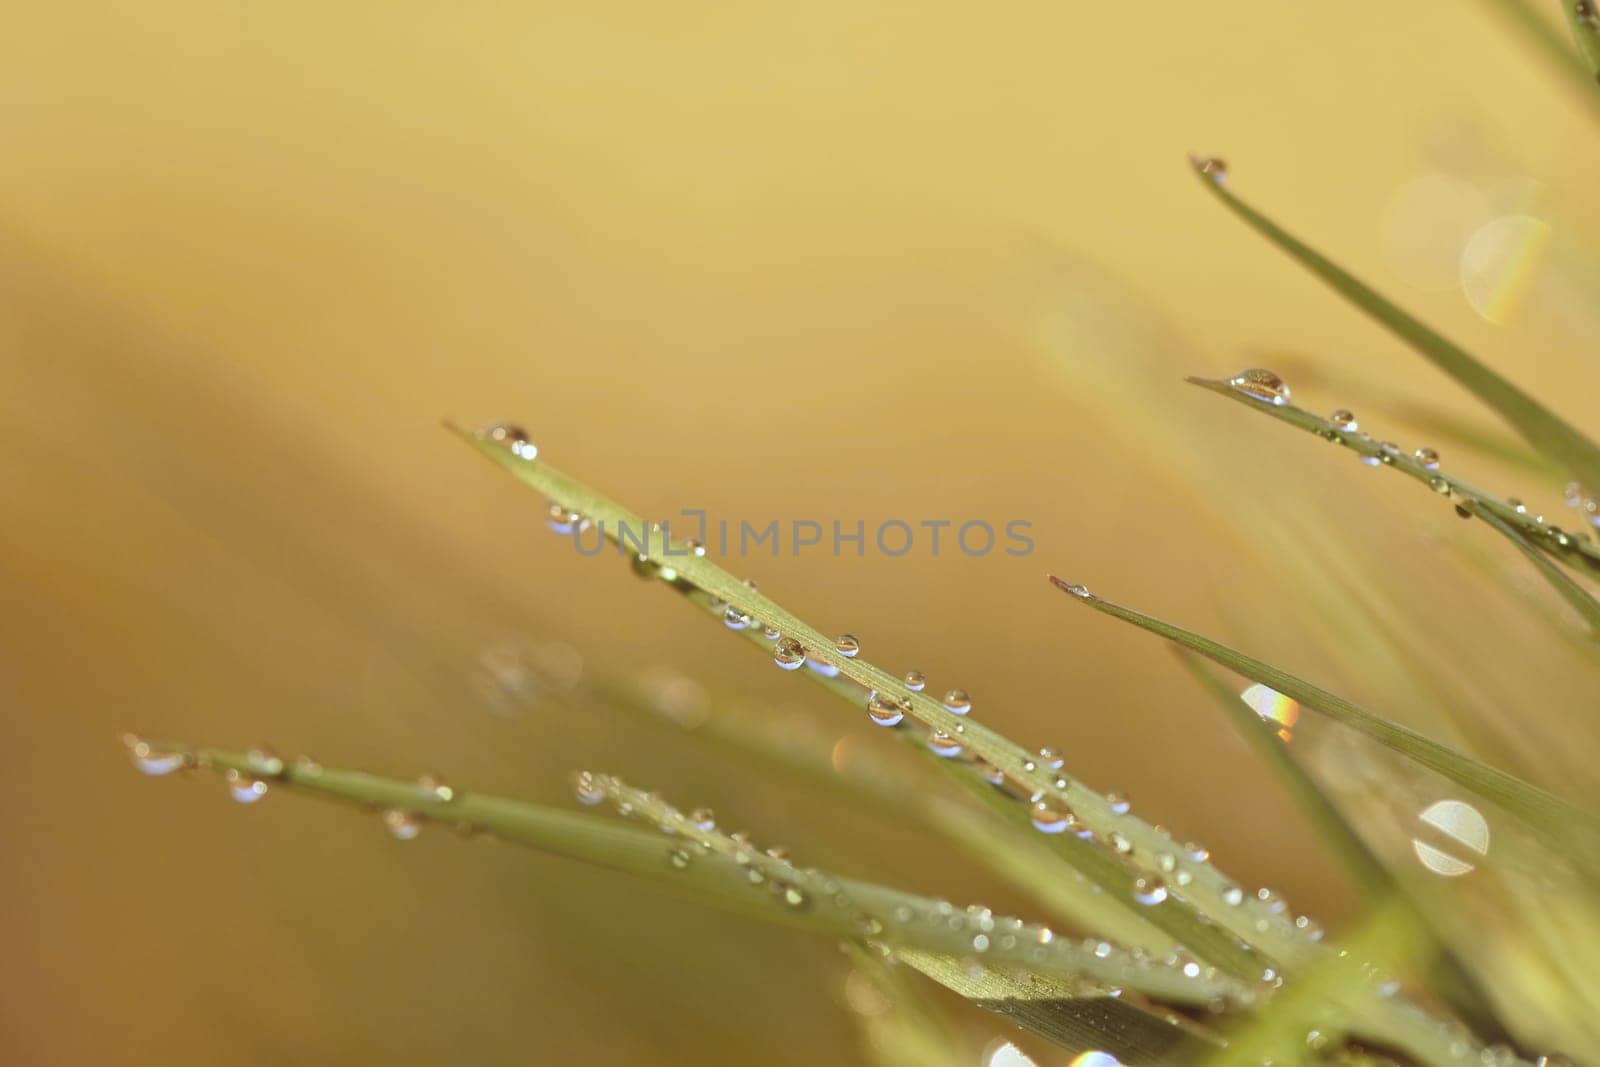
1053,577,1093,598
1222,886,1245,906
483,422,537,460
1156,851,1177,874
1378,441,1400,464
903,669,926,691
547,504,583,534
123,734,190,776
683,539,707,558
834,633,860,658
773,638,806,671
975,759,1005,785
1415,447,1440,470
1133,877,1169,906
765,845,790,862
1104,791,1130,815
226,770,269,804
1107,831,1132,854
1191,155,1228,184
1228,368,1291,406
1429,476,1451,495
942,688,972,715
781,884,809,909
1455,504,1473,519
383,809,422,840
1509,498,1527,514
1030,801,1073,834
760,624,780,640
1360,454,1381,467
688,807,716,831
417,773,455,803
867,693,905,727
571,770,606,806
1038,747,1064,769
668,848,692,870
1184,841,1210,862
805,657,841,678
1329,409,1359,432
723,607,751,630
926,731,963,758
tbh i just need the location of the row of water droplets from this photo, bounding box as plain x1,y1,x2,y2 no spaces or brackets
1224,371,1599,555
477,425,1343,984
123,735,457,842
569,770,1252,1007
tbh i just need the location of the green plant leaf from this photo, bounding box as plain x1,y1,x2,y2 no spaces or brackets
1470,502,1600,638
1051,577,1600,856
1191,166,1600,496
1558,0,1600,81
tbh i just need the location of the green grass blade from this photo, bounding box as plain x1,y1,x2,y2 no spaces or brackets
168,744,1246,1009
1470,502,1600,637
1191,165,1600,495
1559,0,1600,81
1049,577,1600,853
1187,374,1600,580
1478,0,1600,101
899,950,1222,1062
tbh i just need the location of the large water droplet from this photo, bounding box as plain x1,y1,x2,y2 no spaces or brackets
689,807,716,831
1414,447,1440,470
834,633,860,658
483,422,537,460
1329,409,1359,432
123,734,190,776
903,669,926,691
942,689,971,715
773,638,806,671
926,731,963,758
867,693,905,727
383,809,422,840
1228,369,1290,406
1030,801,1073,834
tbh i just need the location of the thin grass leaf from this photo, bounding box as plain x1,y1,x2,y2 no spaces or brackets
1050,577,1600,858
450,426,1503,1067
1560,0,1600,81
899,949,1222,1063
1478,0,1600,100
1207,900,1437,1067
1187,374,1600,579
1469,501,1600,637
1190,164,1600,496
159,744,1248,1009
1170,649,1393,899
840,942,973,1067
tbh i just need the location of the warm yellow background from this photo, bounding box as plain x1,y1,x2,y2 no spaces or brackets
5,3,1599,1064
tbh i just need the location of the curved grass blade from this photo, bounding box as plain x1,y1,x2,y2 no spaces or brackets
1190,164,1600,496
1050,577,1600,856
1187,374,1600,579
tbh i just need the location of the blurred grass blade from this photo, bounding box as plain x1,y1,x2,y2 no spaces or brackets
1049,577,1600,852
1560,0,1600,81
1470,502,1600,637
1478,0,1600,101
900,950,1222,1063
1207,899,1433,1067
840,942,972,1067
1191,165,1600,495
1170,648,1393,898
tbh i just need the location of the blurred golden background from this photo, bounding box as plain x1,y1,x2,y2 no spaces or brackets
5,2,1600,1063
